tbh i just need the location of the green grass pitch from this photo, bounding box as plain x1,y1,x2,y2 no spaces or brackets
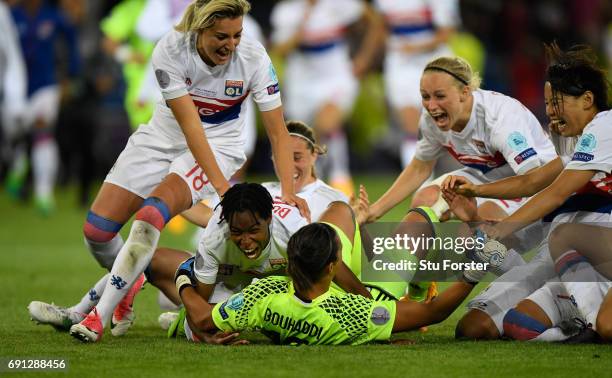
1,176,611,377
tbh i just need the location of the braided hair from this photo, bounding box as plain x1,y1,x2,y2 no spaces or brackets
218,183,273,225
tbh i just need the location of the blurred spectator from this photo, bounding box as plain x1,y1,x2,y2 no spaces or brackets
270,0,383,196
8,0,80,215
100,0,155,131
0,0,27,180
374,0,460,168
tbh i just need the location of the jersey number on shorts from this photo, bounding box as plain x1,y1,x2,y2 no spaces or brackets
186,163,210,191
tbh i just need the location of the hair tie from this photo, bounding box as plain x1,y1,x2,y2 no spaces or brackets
425,66,469,86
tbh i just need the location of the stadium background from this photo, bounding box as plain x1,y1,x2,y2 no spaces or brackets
1,0,612,376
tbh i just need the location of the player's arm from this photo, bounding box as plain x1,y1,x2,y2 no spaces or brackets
369,158,435,222
442,157,564,199
168,95,231,197
393,281,476,332
490,169,596,240
333,262,372,298
261,107,310,220
351,3,385,78
181,201,213,227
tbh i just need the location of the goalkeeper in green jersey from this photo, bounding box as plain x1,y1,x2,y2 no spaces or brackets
174,220,507,345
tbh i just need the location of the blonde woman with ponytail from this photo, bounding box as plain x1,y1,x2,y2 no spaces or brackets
68,0,309,343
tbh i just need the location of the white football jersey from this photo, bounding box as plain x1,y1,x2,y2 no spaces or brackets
193,201,308,288
374,0,459,55
415,89,557,181
263,179,349,221
270,0,364,77
150,30,281,153
566,111,612,197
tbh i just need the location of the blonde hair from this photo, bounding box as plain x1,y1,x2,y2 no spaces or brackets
175,0,251,33
424,56,482,89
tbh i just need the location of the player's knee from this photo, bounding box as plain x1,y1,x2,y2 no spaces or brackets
596,313,612,342
135,197,172,231
548,224,572,261
455,311,499,340
411,185,440,208
83,210,123,243
503,308,548,341
476,201,508,220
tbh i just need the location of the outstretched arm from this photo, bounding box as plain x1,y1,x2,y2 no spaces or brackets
442,158,564,199
393,281,476,332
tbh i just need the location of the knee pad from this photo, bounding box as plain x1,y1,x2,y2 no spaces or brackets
135,197,171,231
503,308,548,341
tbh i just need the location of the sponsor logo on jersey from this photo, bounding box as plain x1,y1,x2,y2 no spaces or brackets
155,69,171,89
218,301,229,320
269,63,278,82
575,133,597,153
572,152,594,162
514,148,537,164
225,80,244,97
264,308,324,340
227,293,244,310
185,77,192,86
267,83,280,95
472,139,487,154
370,306,391,325
507,132,528,152
269,258,288,270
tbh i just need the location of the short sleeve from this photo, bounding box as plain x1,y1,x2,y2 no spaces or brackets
365,301,396,342
151,34,189,100
489,112,543,175
193,247,220,285
566,124,612,173
414,118,444,161
249,50,282,112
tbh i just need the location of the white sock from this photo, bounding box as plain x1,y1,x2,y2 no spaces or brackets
95,220,160,326
326,131,350,180
400,138,418,168
32,138,58,200
492,249,526,276
70,273,110,314
85,234,124,270
532,327,570,342
557,252,607,328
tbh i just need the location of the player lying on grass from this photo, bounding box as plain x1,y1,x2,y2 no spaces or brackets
547,224,612,343
168,220,507,345
27,121,351,333
443,43,612,342
28,183,367,335
363,55,557,301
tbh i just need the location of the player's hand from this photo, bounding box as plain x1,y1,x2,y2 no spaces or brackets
441,189,478,222
282,193,311,222
174,257,197,294
441,175,479,197
350,184,370,226
202,331,248,345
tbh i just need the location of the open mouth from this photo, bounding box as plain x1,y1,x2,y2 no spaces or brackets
550,119,567,133
430,112,449,125
242,247,259,259
216,48,230,61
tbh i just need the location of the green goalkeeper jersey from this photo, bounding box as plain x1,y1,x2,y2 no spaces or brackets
212,276,396,345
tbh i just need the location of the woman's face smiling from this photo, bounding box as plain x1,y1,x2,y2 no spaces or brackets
544,81,592,137
198,16,243,66
420,71,470,132
228,210,271,260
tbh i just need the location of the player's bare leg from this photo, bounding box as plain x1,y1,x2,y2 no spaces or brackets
71,173,192,342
